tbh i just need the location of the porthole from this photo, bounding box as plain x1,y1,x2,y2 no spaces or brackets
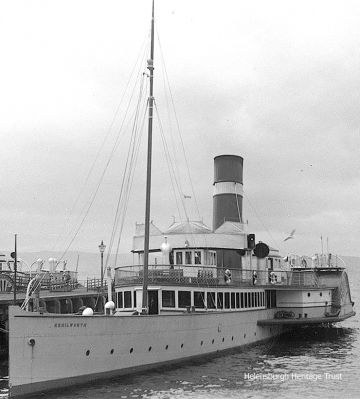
86,350,90,356
320,292,323,297
231,336,234,341
181,343,184,348
244,334,246,339
110,349,114,354
307,292,311,297
212,339,214,344
200,341,203,346
130,348,134,354
222,337,224,342
254,332,256,336
148,346,152,352
165,345,168,350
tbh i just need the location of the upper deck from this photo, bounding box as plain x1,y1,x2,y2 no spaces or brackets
114,264,341,289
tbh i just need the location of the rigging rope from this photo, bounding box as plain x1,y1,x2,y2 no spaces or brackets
235,184,243,224
155,30,209,254
156,30,202,223
58,40,150,261
243,192,280,250
114,96,148,265
105,74,149,271
154,102,185,223
52,33,150,254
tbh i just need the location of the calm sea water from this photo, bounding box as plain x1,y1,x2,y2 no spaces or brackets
0,266,359,399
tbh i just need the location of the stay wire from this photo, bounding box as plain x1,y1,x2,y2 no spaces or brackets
243,192,280,250
114,101,148,266
156,31,202,222
154,102,203,252
105,74,148,270
59,42,150,260
154,102,183,224
52,32,149,253
112,81,149,267
156,30,208,250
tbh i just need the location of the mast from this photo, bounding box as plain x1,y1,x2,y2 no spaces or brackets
142,0,155,313
13,234,17,305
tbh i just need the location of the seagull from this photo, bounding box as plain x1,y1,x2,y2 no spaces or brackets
284,229,296,242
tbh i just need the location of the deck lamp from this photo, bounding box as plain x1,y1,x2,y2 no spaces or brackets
99,240,106,288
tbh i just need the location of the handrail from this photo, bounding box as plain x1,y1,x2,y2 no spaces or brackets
114,264,322,288
86,278,108,291
0,270,79,293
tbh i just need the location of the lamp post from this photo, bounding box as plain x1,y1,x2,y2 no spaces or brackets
98,240,106,288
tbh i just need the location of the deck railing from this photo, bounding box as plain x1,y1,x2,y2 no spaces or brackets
114,264,320,288
86,278,108,291
0,270,79,293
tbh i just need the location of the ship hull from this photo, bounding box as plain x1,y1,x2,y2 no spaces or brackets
9,306,284,397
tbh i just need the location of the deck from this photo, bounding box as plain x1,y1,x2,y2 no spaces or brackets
114,264,330,289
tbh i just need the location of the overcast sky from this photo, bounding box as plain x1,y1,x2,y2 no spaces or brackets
1,0,360,261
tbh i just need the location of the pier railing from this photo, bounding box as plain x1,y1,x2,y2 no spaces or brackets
0,270,79,293
114,264,321,288
86,278,108,291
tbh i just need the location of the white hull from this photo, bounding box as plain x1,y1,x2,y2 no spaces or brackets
9,306,284,397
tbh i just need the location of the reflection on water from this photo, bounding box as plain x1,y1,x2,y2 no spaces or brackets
8,322,355,399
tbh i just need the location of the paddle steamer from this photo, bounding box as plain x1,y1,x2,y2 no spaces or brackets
7,1,355,397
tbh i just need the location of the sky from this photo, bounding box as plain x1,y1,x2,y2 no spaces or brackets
1,0,360,262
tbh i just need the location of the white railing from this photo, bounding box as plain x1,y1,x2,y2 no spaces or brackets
114,264,320,288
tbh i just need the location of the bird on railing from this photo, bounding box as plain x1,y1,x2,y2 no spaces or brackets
284,229,296,242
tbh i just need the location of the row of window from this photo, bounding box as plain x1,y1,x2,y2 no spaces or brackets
169,250,217,266
116,290,269,310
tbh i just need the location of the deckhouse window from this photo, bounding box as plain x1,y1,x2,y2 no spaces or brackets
194,251,202,265
236,293,240,308
207,292,216,309
185,251,192,265
178,291,191,308
225,293,230,309
162,290,175,308
231,293,235,308
217,292,223,309
117,292,123,308
241,292,244,308
194,292,205,308
176,252,183,265
210,251,217,265
124,291,132,308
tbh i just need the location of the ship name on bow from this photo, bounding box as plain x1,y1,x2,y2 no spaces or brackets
54,322,87,328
